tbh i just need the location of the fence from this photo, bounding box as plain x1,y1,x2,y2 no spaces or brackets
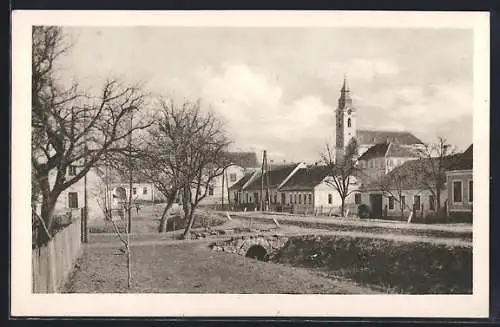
32,217,82,293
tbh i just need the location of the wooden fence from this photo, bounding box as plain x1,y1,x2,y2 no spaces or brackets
32,218,82,293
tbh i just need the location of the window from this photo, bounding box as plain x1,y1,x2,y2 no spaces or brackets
68,192,79,209
429,195,435,211
347,118,352,127
143,187,147,195
68,165,77,176
469,180,473,202
354,193,361,204
299,194,302,204
230,173,237,182
294,194,297,204
401,196,406,210
414,195,421,210
389,196,395,210
132,187,137,195
453,181,462,203
328,194,333,204
289,195,292,204
208,186,214,196
369,160,373,168
309,194,312,205
246,193,249,203
274,194,278,204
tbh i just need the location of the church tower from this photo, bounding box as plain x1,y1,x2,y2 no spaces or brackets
335,75,357,162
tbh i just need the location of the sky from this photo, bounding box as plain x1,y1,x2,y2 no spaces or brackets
58,27,473,163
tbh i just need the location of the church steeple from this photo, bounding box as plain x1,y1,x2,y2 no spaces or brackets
338,74,352,108
335,74,356,162
341,73,350,92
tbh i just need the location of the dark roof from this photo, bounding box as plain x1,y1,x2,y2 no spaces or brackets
228,172,255,190
244,164,298,191
222,152,259,168
358,142,419,161
447,144,473,171
357,130,423,146
279,166,331,191
357,142,390,161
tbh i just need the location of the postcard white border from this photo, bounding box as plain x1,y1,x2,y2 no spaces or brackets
11,10,490,318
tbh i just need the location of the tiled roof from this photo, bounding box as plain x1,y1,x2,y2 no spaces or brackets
222,152,259,168
279,166,331,191
447,144,473,171
357,130,423,146
364,153,464,191
357,142,390,161
358,142,419,161
386,143,419,158
228,172,255,191
244,164,298,191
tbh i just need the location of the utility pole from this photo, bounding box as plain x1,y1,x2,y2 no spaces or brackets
260,150,266,211
221,169,225,208
265,153,270,210
83,107,88,243
127,111,133,234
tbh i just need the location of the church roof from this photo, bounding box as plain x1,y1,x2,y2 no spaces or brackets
279,166,331,191
357,130,423,146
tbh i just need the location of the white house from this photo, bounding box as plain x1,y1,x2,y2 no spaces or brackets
279,165,361,215
445,145,473,219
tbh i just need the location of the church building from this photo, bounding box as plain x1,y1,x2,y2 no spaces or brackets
334,76,424,162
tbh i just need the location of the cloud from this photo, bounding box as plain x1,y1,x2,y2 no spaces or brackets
200,64,335,160
323,58,401,83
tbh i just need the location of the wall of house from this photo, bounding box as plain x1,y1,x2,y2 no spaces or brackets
446,170,473,213
312,181,360,215
51,168,104,221
359,188,448,219
201,165,248,205
107,182,164,203
358,156,418,185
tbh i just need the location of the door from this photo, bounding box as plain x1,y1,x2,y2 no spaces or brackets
369,194,383,218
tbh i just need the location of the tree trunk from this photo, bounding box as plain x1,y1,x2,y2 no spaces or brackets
158,193,176,233
37,192,57,245
340,197,345,218
436,191,441,213
182,206,196,239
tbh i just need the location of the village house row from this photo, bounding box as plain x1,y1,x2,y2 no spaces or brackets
49,77,473,222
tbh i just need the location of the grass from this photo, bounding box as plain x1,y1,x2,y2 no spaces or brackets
231,214,472,241
88,203,226,234
63,240,377,294
272,235,472,294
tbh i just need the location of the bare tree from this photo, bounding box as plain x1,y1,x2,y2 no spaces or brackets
154,99,230,239
415,136,457,213
31,26,151,243
322,138,360,217
376,165,413,220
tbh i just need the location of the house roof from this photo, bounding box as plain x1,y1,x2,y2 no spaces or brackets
447,144,473,171
228,172,255,191
364,153,464,191
222,152,259,168
243,164,298,191
357,142,390,161
279,166,331,191
357,142,419,161
357,130,423,146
